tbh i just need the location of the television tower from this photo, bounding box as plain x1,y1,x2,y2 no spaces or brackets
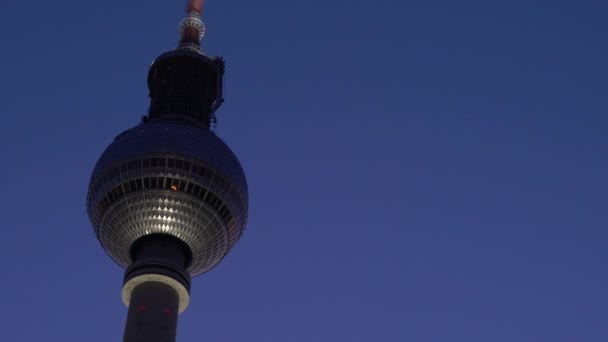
86,1,248,342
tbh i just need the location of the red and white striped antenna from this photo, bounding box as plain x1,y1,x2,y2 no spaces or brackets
178,0,206,52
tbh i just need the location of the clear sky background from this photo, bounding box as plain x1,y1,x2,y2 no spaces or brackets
0,0,606,341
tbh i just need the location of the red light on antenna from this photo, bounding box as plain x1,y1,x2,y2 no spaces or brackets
137,305,147,311
163,308,173,316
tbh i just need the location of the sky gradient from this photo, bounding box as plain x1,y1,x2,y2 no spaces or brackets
0,0,607,341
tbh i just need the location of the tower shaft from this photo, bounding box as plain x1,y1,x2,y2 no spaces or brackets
123,282,180,342
122,235,191,342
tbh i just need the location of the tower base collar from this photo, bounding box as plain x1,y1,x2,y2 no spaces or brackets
122,274,190,313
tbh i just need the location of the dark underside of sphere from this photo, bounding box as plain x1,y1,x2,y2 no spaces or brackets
86,121,248,276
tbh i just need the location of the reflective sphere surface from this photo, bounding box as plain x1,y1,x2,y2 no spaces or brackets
87,121,248,276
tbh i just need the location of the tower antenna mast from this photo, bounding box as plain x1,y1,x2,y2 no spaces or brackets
179,0,206,52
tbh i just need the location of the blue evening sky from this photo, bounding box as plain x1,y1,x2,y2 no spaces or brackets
0,0,606,341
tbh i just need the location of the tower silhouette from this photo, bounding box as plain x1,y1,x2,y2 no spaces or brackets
86,1,248,341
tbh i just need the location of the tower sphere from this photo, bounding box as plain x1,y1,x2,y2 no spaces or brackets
86,121,248,276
